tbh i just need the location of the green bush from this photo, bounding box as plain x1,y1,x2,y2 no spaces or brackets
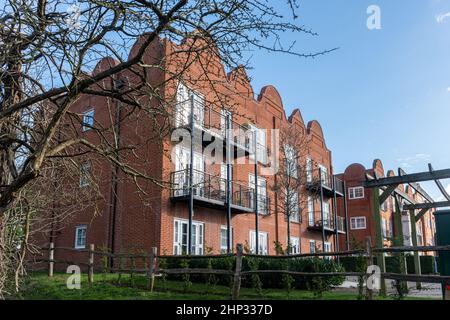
161,256,345,291
340,255,438,275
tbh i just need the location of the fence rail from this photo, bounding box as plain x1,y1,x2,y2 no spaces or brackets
37,240,450,300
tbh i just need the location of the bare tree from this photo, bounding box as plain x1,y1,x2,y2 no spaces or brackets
273,123,319,254
0,0,336,294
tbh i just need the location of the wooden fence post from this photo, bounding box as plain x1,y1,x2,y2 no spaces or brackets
48,242,54,277
365,237,373,300
148,247,157,292
232,243,243,300
88,244,95,285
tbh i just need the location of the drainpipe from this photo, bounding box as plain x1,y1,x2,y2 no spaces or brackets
254,130,259,255
188,95,195,255
226,112,233,253
109,79,123,268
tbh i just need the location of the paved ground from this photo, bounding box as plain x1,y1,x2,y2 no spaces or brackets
334,276,443,299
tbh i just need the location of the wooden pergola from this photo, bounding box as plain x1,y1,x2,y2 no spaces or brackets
364,164,450,295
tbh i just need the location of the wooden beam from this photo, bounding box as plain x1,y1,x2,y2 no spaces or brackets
429,164,450,201
366,174,415,204
403,201,450,211
415,208,428,222
373,187,387,296
379,184,398,204
409,210,422,290
399,168,434,203
365,168,450,188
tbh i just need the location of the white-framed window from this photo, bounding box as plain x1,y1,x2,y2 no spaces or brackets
74,225,87,249
79,162,91,187
173,146,204,196
249,174,268,215
173,218,204,255
324,242,332,259
379,190,388,211
220,226,233,254
323,201,331,227
285,188,300,222
175,82,205,127
417,222,424,246
319,164,329,186
250,230,268,255
382,218,388,238
350,216,367,230
348,187,364,200
306,157,313,182
289,236,300,254
82,109,95,132
220,163,232,197
308,196,315,226
284,144,297,178
309,240,316,254
248,124,267,164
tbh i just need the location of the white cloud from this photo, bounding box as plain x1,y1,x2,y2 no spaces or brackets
447,87,450,92
396,153,432,169
436,12,450,23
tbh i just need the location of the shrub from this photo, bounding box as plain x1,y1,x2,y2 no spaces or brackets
161,256,345,292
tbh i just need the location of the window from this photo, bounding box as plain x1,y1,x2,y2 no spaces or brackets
416,223,423,246
249,174,268,215
350,217,367,230
380,190,387,211
309,240,316,254
173,146,204,197
306,157,313,182
323,201,331,227
82,109,95,131
308,197,315,226
79,162,91,187
175,83,204,127
348,187,364,200
284,144,297,178
289,237,300,254
220,109,232,137
382,218,388,238
286,188,300,222
75,225,87,249
250,231,268,255
220,163,233,198
324,242,332,259
173,219,204,255
319,165,329,186
220,226,233,254
248,124,267,164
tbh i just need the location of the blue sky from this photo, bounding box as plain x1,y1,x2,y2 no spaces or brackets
246,0,450,200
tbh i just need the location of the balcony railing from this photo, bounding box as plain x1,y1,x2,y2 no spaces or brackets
306,169,345,196
174,101,256,154
308,213,346,233
170,168,270,214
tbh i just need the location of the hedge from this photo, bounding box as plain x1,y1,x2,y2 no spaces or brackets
160,256,345,291
340,255,438,275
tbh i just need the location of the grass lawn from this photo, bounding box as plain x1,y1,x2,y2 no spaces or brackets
10,272,432,300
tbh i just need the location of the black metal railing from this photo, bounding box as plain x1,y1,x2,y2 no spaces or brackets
171,168,266,212
174,101,257,154
306,169,345,194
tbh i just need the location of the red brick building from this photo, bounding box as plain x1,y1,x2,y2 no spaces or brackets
337,159,436,254
40,36,348,263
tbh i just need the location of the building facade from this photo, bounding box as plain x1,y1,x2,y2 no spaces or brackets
337,159,436,254
38,36,348,264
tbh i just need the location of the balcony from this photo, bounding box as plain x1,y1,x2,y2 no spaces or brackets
173,101,256,157
307,215,346,234
306,169,345,198
170,168,270,215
